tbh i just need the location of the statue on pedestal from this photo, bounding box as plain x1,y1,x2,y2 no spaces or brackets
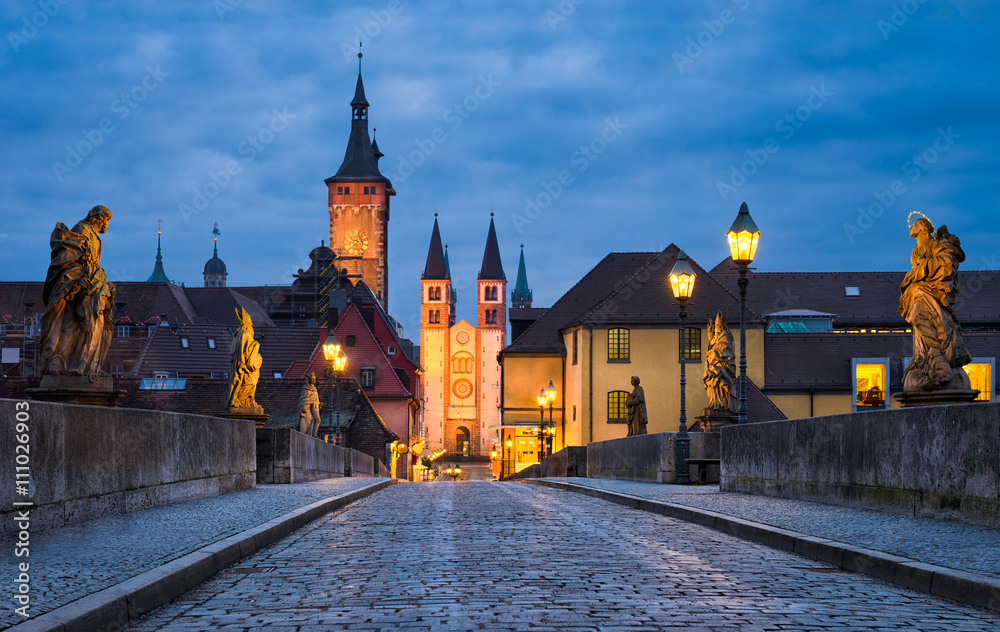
225,306,265,419
896,213,978,406
28,205,125,406
625,376,647,436
698,312,738,431
297,372,321,437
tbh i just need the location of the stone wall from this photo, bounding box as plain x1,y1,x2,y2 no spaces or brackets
0,399,255,538
720,402,1000,527
507,447,588,480
256,428,393,482
256,428,347,484
587,432,721,483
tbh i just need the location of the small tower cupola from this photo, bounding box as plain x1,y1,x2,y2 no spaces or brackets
147,218,170,283
203,223,228,288
511,244,533,309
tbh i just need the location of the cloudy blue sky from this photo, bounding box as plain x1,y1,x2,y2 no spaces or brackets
1,0,998,336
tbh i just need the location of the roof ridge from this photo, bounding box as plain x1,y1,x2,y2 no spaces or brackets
506,252,651,350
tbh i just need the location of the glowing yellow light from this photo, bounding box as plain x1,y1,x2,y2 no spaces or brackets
669,251,697,300
545,380,557,403
726,202,761,265
537,388,547,407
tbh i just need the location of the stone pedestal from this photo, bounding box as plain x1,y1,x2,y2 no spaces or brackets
893,389,981,408
695,409,738,432
26,374,127,407
220,405,269,427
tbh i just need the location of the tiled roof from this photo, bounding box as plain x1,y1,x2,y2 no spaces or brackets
713,270,1000,327
509,307,548,321
0,281,276,328
762,331,1000,390
573,244,760,328
504,252,661,354
745,377,787,423
129,325,320,378
185,288,275,327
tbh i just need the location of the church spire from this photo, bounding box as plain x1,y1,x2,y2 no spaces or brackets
422,213,449,280
511,244,533,308
478,212,505,280
326,43,385,183
147,219,170,283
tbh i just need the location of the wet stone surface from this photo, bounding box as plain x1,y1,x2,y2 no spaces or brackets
555,478,1000,580
124,482,1000,632
0,477,384,629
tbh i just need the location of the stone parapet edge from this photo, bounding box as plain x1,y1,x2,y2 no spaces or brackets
8,479,397,632
525,479,1000,615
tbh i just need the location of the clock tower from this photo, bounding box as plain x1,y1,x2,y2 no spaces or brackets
325,51,395,311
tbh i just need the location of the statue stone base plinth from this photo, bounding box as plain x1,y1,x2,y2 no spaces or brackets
220,405,269,427
694,409,738,433
892,389,981,408
26,374,127,407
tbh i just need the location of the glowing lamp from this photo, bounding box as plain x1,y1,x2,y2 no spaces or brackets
726,201,760,265
536,388,547,408
669,250,697,300
322,334,341,364
545,380,557,404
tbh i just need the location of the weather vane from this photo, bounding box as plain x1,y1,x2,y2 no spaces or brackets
213,222,221,242
157,218,162,236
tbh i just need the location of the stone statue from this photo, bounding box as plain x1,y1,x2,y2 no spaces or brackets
703,311,737,414
38,205,116,381
226,307,263,414
297,372,321,436
625,376,647,436
899,215,973,394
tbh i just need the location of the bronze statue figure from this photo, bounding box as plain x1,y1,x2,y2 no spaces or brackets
703,311,737,413
899,215,972,392
227,307,263,412
38,205,116,380
625,376,647,436
297,372,322,437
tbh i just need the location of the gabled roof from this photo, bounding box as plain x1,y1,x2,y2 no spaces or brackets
572,244,760,327
503,252,661,354
185,288,275,327
286,304,412,399
422,217,449,280
478,216,505,280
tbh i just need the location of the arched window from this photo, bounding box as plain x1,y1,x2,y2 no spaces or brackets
435,310,441,324
608,328,630,361
608,391,629,422
452,352,474,374
492,309,498,323
434,287,442,301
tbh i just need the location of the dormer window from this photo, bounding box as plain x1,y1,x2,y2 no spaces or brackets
845,285,860,297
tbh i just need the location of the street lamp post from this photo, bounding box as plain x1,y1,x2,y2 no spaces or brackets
669,250,696,485
545,380,557,458
505,436,513,479
536,388,546,462
322,333,348,444
726,202,761,425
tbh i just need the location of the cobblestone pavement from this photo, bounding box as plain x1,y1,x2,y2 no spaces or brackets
0,477,386,630
124,482,1000,631
553,478,1000,581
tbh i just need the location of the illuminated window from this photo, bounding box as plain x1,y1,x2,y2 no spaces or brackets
683,327,701,360
963,359,994,402
607,391,629,422
853,358,888,410
608,328,630,361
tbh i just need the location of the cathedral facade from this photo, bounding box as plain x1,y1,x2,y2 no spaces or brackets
420,216,506,459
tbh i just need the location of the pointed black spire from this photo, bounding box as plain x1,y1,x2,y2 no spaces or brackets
147,219,170,283
478,213,505,280
372,127,383,163
422,214,449,280
325,44,387,184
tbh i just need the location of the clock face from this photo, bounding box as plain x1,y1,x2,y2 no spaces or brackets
344,230,369,255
